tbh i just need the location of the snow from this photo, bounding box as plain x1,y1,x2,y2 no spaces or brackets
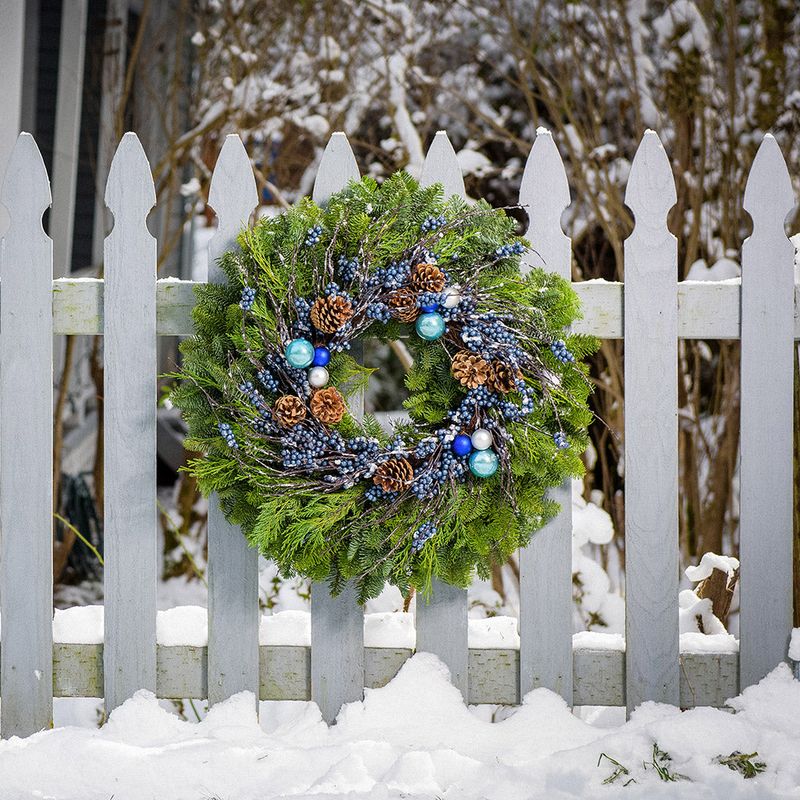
790,629,800,662
1,656,799,799
685,257,740,282
686,552,740,583
572,631,625,651
456,148,493,177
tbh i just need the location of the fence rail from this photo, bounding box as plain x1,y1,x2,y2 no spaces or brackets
0,127,795,737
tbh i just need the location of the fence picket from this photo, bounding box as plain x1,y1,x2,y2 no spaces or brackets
0,134,53,736
739,135,795,688
518,128,573,702
309,133,364,723
206,135,260,707
103,133,157,711
623,131,679,711
416,131,469,698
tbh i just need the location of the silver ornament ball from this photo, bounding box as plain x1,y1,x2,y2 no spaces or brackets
308,366,330,388
443,285,462,309
470,428,493,451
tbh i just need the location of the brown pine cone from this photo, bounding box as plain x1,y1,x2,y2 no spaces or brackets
310,386,346,425
310,295,353,334
410,262,446,293
451,350,490,388
373,457,414,492
487,360,521,394
273,395,306,427
387,288,419,322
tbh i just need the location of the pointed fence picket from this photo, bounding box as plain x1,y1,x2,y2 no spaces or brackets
738,135,795,689
103,132,158,711
310,133,365,725
416,131,469,699
0,127,796,737
0,134,53,737
518,128,573,702
206,135,260,708
623,131,680,712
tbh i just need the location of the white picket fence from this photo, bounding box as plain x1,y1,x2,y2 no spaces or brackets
0,127,795,738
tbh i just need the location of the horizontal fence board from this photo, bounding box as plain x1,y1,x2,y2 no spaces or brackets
47,278,800,340
45,644,738,707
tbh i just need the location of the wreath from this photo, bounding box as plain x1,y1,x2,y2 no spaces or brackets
172,173,594,601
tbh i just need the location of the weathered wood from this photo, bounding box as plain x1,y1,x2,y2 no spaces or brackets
0,134,53,736
518,127,573,702
415,131,470,698
103,133,157,712
45,643,740,708
46,278,800,340
310,132,365,723
739,135,795,688
206,135,260,707
623,131,680,712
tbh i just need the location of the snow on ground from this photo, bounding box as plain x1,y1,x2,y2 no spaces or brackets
2,655,799,799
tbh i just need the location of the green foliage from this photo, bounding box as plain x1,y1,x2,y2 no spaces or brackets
172,172,595,602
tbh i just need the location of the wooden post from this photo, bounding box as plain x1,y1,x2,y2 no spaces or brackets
739,135,795,688
518,128,574,703
103,133,158,711
623,130,680,713
310,132,365,724
415,131,469,699
206,135,260,708
0,134,54,736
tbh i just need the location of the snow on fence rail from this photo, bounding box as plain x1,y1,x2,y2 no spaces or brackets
0,128,795,737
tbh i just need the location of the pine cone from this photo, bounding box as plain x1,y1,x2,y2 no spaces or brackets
387,288,419,322
310,386,346,425
487,360,521,394
310,295,353,333
410,262,446,293
451,350,490,388
373,457,414,492
273,395,306,427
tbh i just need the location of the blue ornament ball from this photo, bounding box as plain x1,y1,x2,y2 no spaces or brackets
285,338,315,368
312,346,331,367
469,449,499,478
452,433,473,457
415,312,446,341
420,303,438,313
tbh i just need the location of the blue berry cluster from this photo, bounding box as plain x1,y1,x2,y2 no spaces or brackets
218,422,238,449
553,431,570,450
337,255,359,283
414,437,438,459
550,340,575,364
364,260,413,291
252,417,275,435
257,369,279,393
494,241,525,259
366,302,391,323
336,436,381,476
292,297,313,337
239,286,256,310
417,290,443,310
411,521,437,553
239,381,267,412
304,224,322,246
281,425,344,469
421,215,446,233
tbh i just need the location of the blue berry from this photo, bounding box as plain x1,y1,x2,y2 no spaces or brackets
218,422,238,449
554,431,570,450
239,286,256,310
420,215,446,233
304,224,322,246
550,340,575,364
411,521,438,552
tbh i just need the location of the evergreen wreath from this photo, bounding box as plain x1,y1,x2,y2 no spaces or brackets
172,172,595,602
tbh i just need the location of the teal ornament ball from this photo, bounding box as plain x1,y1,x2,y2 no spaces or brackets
415,312,446,341
285,338,315,368
469,449,499,478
